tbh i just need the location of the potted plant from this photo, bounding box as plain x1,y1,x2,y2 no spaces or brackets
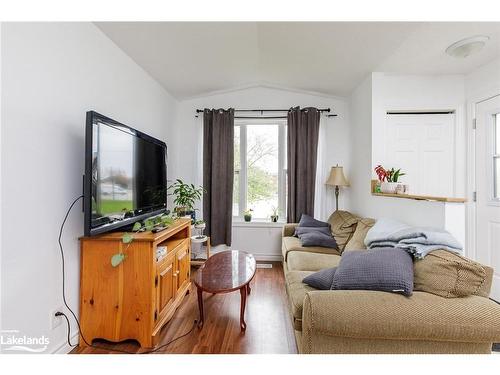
374,165,406,194
167,179,204,219
194,219,206,230
244,209,253,222
270,206,279,222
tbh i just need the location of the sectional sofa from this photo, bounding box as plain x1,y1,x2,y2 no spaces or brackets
282,211,500,354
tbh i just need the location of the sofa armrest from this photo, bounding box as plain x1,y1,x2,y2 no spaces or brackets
282,223,298,238
301,290,500,354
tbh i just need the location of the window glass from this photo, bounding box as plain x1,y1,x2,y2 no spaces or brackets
246,125,279,219
496,114,500,155
495,157,500,199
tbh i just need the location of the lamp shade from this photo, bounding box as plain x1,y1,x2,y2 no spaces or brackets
326,166,349,187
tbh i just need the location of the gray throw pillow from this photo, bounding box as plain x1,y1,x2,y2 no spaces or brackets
303,267,337,290
299,231,338,248
332,247,414,296
298,214,330,228
294,226,332,237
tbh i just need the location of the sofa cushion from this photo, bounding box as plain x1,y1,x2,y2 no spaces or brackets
282,236,341,261
327,210,360,251
285,270,315,331
344,218,376,251
287,251,341,272
299,231,339,248
298,214,330,228
302,290,500,345
332,248,414,296
303,267,338,290
414,250,493,298
294,226,332,237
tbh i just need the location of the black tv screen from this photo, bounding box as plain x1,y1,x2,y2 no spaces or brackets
84,111,167,236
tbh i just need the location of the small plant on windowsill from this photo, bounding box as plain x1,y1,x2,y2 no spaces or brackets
270,206,279,222
244,209,253,222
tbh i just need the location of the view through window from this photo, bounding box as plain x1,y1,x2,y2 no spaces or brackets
233,121,286,220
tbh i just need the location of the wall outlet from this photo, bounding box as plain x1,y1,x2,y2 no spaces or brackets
51,307,64,330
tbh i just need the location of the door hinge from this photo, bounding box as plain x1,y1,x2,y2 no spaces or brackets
472,118,477,129
155,275,158,287
472,191,477,202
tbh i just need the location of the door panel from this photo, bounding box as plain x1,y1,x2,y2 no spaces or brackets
157,256,175,317
386,114,455,196
475,95,500,301
176,244,190,292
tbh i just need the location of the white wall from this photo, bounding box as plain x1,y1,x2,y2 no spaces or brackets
170,86,351,260
372,73,466,198
465,57,500,101
0,23,178,353
350,73,451,229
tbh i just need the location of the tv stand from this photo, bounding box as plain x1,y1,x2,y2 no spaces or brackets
79,218,191,348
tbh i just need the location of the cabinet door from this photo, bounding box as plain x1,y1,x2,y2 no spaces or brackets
176,244,190,292
157,256,175,317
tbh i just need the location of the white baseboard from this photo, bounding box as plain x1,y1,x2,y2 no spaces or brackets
52,332,79,354
253,254,282,262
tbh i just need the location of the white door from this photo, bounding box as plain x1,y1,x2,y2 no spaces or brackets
386,114,455,197
475,95,500,301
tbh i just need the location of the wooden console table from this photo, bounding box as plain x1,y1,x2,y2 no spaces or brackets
79,218,191,348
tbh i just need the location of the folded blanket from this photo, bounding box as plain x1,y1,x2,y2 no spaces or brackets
364,218,462,259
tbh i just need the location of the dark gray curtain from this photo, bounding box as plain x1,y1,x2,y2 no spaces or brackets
203,108,234,246
287,107,320,223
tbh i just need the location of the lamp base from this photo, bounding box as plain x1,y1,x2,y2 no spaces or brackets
335,185,340,211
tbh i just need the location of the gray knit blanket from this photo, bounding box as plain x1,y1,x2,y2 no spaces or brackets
364,218,463,259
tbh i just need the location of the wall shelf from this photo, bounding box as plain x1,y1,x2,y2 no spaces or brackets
371,192,466,203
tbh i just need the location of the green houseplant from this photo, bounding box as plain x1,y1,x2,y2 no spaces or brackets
270,206,279,222
244,209,253,222
167,179,204,217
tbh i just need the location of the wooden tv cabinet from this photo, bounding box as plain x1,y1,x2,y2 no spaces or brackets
79,218,192,348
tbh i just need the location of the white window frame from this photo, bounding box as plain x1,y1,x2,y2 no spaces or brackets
233,118,287,221
492,113,500,202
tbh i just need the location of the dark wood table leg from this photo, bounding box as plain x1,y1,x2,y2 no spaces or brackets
197,286,204,329
239,286,247,332
246,283,251,295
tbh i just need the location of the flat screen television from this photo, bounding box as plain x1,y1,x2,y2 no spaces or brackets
84,111,168,236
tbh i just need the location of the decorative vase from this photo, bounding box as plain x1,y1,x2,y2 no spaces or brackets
380,182,399,194
271,215,278,223
244,214,252,222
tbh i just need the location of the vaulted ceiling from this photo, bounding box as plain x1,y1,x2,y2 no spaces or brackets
96,22,500,99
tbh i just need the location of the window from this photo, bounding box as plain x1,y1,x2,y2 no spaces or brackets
233,120,286,220
494,113,500,199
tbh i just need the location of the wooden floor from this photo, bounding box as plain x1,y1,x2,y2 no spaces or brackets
71,262,297,354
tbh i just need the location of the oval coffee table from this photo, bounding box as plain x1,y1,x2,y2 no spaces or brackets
194,250,256,332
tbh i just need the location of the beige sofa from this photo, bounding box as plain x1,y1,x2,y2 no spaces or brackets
282,212,500,354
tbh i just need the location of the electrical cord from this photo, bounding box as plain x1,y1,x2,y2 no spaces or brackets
57,195,197,354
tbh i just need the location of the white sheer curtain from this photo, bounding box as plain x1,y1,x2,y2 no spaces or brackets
314,115,328,221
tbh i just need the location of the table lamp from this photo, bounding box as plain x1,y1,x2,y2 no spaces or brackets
325,165,349,211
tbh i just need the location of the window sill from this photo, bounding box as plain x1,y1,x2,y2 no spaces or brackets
232,220,285,228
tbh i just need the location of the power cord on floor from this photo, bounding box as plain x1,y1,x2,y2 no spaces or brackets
57,195,197,354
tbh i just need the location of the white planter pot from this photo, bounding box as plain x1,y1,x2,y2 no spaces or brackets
380,182,400,194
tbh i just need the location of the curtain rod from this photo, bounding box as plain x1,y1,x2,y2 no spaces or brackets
196,108,331,113
195,108,337,118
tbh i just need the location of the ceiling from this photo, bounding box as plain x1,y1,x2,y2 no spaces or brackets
96,22,500,99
